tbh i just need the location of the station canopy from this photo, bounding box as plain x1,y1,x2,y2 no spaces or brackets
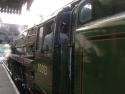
0,0,33,14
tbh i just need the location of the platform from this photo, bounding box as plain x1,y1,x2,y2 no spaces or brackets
0,61,20,94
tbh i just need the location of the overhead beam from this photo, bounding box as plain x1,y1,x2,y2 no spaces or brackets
0,0,33,14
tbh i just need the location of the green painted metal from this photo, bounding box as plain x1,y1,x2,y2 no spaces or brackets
75,16,125,94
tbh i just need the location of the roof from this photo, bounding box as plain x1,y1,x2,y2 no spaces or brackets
0,0,33,14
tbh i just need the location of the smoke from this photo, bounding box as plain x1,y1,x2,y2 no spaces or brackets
0,23,26,43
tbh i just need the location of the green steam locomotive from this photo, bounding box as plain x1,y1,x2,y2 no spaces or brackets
7,0,125,94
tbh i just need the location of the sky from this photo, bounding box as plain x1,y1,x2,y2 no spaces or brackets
0,0,74,27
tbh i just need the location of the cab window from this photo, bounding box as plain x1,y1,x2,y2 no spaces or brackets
42,22,54,52
25,28,37,56
37,27,44,51
79,3,92,24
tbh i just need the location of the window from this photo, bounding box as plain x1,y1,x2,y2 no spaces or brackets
37,27,44,51
39,27,44,38
42,25,54,52
26,45,34,56
40,22,54,60
79,3,92,23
